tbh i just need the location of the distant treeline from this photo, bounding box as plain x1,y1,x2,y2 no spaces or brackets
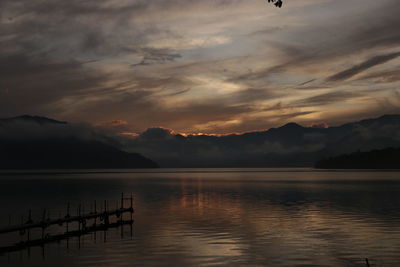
315,147,400,169
0,138,158,169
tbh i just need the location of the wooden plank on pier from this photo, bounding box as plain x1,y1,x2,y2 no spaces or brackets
0,207,133,234
0,220,133,254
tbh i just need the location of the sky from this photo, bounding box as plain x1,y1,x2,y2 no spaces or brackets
1,0,399,134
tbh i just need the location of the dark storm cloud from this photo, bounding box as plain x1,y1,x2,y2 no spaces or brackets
347,2,400,51
229,0,400,86
298,79,316,86
1,0,400,134
0,0,184,61
304,1,400,65
163,88,191,96
0,53,107,117
294,91,362,107
327,52,400,82
132,48,182,67
0,0,145,117
357,69,400,84
0,0,201,121
0,54,81,77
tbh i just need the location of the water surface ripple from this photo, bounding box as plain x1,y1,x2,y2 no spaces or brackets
0,169,399,266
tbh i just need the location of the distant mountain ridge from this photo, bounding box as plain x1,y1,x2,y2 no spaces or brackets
124,114,400,167
0,114,66,125
0,115,158,169
1,114,400,168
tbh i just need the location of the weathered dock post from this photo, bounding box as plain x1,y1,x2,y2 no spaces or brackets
92,200,97,242
27,210,32,241
120,193,124,223
65,202,70,233
130,193,133,222
82,203,86,231
0,194,134,255
119,193,123,238
130,193,133,238
19,216,24,242
104,200,108,243
78,204,82,232
94,200,97,224
41,209,46,239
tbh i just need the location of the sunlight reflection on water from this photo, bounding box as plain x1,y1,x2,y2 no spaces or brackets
0,169,400,266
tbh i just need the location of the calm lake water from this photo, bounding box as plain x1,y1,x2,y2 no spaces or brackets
0,168,400,266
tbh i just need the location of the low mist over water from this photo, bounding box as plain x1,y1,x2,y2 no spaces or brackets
1,169,400,266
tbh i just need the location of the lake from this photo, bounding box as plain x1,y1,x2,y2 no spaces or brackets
0,168,400,266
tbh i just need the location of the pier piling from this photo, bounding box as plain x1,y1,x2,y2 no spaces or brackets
0,194,134,255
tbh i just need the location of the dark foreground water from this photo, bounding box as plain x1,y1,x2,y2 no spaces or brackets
0,169,400,267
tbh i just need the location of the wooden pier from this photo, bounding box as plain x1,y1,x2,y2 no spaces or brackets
0,193,134,255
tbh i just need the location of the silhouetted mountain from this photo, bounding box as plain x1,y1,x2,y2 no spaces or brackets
124,114,400,167
0,115,158,169
0,138,158,169
279,122,303,130
2,114,400,168
315,147,400,169
0,115,66,125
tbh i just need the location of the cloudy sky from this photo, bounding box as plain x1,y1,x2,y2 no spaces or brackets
1,0,399,134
